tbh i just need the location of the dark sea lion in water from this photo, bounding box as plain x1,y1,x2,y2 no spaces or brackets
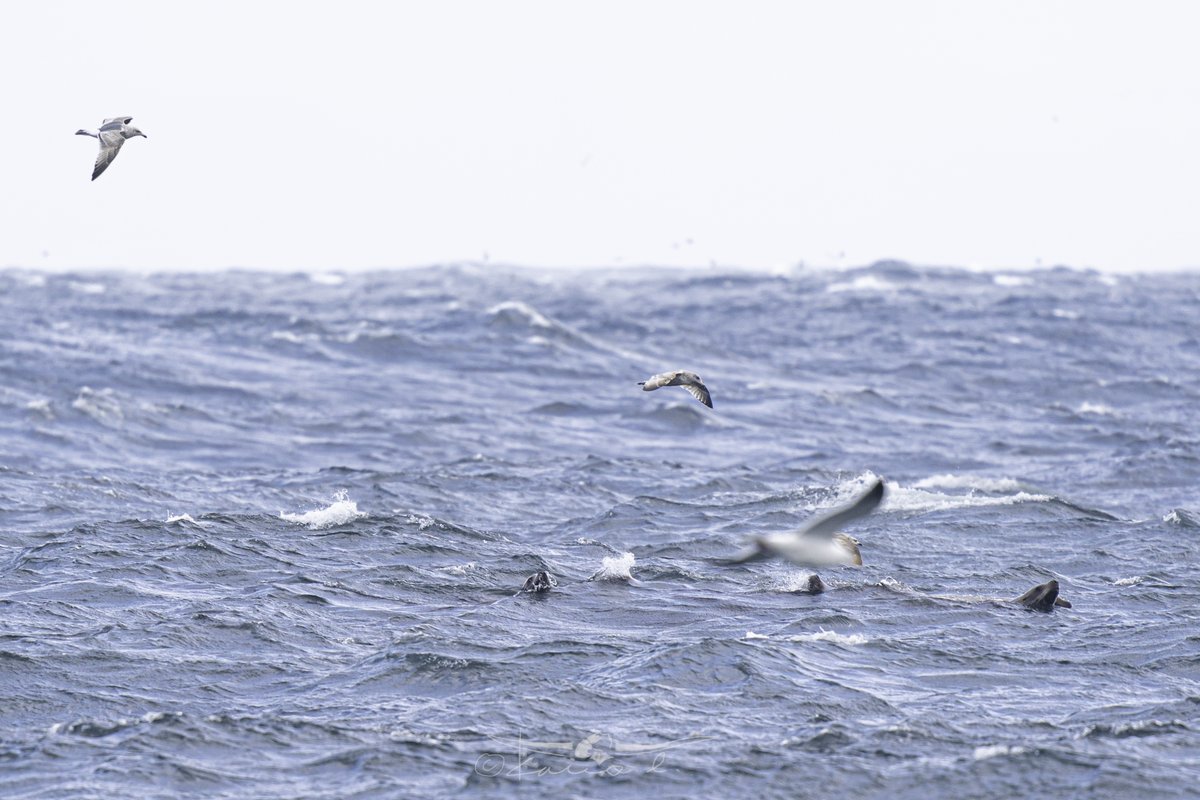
1014,579,1072,612
792,574,826,594
521,571,557,593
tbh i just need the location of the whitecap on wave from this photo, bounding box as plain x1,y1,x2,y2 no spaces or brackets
743,630,868,646
486,300,556,330
437,563,478,576
269,330,317,345
406,514,437,530
68,280,107,295
72,386,123,424
913,473,1023,493
888,482,1046,513
485,299,649,362
307,272,345,286
1076,401,1118,416
973,744,1027,761
591,551,635,581
280,491,366,529
826,274,896,294
25,398,54,419
1163,509,1199,528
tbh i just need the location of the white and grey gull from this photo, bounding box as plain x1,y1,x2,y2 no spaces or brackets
638,370,712,408
75,116,147,181
731,477,885,568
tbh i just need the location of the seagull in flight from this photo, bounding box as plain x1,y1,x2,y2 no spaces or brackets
75,116,147,180
731,477,885,567
637,370,712,408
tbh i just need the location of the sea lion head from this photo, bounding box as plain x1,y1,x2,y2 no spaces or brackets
1014,579,1068,612
521,571,557,593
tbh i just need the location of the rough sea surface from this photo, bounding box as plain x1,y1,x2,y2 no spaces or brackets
1,262,1198,798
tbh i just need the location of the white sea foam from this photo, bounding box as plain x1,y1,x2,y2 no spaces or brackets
973,744,1027,761
1162,509,1198,527
743,630,868,645
993,274,1032,287
406,514,436,530
1052,308,1080,320
68,280,107,295
308,272,345,286
790,630,868,645
1076,401,1117,416
826,274,895,293
591,552,635,581
280,491,366,529
270,330,316,344
913,474,1022,493
166,513,200,525
884,482,1051,513
72,386,123,424
25,398,54,419
1113,576,1144,586
486,300,554,329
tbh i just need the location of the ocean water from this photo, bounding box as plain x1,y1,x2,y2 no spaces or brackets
1,262,1198,798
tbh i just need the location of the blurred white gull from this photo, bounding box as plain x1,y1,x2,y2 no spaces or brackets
732,478,885,567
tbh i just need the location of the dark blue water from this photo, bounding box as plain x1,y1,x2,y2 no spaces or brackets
2,263,1198,798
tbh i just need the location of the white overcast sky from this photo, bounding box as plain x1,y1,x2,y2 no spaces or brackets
2,1,1197,272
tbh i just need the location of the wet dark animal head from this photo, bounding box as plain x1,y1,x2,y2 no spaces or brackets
1014,579,1071,612
797,574,825,594
521,571,557,593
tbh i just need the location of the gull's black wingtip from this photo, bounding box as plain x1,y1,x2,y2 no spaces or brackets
847,477,885,516
867,477,885,498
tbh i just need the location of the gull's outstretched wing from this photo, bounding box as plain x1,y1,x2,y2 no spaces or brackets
101,116,134,126
795,478,885,540
92,131,126,181
682,381,712,408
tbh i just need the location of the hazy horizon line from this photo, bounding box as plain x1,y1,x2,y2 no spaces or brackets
3,257,1198,278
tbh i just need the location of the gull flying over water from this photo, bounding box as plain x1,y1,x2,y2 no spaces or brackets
638,370,712,408
732,477,885,568
75,116,147,181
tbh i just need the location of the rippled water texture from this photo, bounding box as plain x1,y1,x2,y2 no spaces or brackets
1,263,1198,798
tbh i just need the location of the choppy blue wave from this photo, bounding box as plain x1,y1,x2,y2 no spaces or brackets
1,263,1198,798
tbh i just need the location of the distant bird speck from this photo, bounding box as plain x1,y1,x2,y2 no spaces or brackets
75,116,147,181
